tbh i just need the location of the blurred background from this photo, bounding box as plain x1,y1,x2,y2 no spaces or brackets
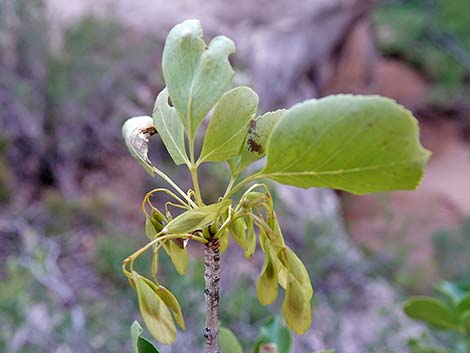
1,0,469,352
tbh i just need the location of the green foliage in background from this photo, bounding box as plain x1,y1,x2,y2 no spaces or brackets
404,281,470,353
122,19,429,352
374,0,470,105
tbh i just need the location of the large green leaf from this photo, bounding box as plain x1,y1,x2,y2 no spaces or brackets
199,86,258,163
253,316,292,353
404,296,461,332
260,95,430,194
122,116,156,176
164,200,231,234
162,19,235,137
219,327,244,353
235,109,285,173
153,88,188,165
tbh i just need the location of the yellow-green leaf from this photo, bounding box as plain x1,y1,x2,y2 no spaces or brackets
279,247,313,300
200,86,258,163
161,240,188,275
257,247,279,306
155,285,186,330
134,273,177,345
261,95,431,194
165,200,231,234
282,274,311,335
244,217,256,258
228,217,247,248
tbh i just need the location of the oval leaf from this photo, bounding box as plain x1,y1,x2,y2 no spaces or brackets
281,274,311,335
200,86,258,163
257,247,279,306
164,200,231,234
162,20,235,136
219,327,244,353
122,116,156,176
279,247,313,300
261,95,431,194
403,296,461,332
161,240,189,275
153,88,188,165
134,274,177,345
244,217,256,258
155,285,186,330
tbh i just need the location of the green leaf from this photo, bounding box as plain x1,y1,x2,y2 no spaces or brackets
161,239,189,275
219,327,244,353
131,320,143,353
165,200,231,234
462,311,470,336
162,19,235,137
253,316,292,353
260,95,431,194
278,247,313,300
219,229,230,253
244,217,256,258
200,86,258,163
131,321,161,353
282,274,311,335
236,109,285,173
228,217,247,248
134,273,177,345
153,88,188,165
312,350,335,353
457,295,470,314
404,296,461,332
257,247,279,306
122,116,156,176
137,337,160,353
155,285,186,330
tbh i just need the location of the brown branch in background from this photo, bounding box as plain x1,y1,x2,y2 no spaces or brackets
203,238,221,353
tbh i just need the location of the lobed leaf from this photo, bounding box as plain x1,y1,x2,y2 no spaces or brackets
162,19,235,137
153,88,188,165
261,95,431,194
200,86,258,163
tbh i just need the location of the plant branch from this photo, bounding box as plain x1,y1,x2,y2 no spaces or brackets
203,237,221,353
151,166,197,208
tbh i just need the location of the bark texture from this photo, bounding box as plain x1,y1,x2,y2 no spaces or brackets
203,238,221,353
